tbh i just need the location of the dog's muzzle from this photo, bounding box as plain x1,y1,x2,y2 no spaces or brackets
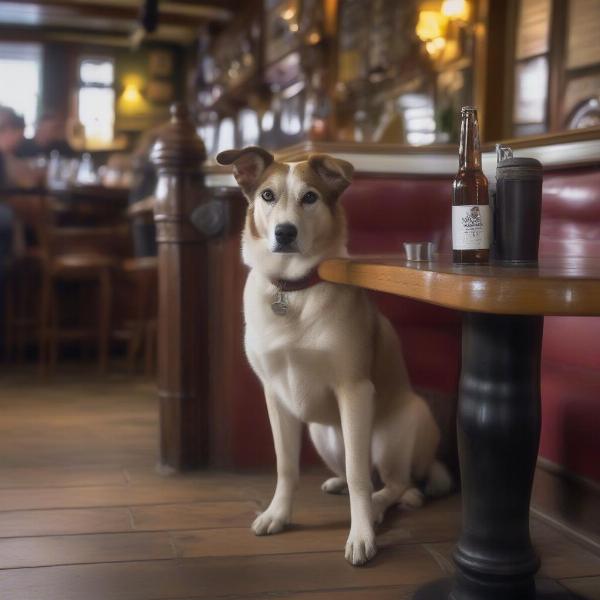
273,222,299,253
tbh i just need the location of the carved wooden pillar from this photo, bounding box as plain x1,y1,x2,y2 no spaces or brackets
151,103,209,472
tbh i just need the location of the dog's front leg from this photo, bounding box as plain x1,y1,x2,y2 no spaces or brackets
337,380,376,565
252,390,302,536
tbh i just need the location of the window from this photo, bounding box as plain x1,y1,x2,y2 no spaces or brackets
512,0,551,136
0,43,41,137
78,57,115,147
512,0,600,134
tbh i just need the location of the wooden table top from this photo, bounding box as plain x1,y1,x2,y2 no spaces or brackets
318,256,600,316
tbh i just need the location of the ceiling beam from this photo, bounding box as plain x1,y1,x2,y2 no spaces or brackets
0,0,233,27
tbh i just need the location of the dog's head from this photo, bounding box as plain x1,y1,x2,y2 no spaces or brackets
217,146,353,278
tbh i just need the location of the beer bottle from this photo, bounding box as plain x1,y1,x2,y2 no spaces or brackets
452,107,490,264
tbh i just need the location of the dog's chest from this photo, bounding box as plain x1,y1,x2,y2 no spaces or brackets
245,288,339,425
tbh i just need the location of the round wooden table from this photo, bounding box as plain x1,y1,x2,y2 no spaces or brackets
319,256,600,600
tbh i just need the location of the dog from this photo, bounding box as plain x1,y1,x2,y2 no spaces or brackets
216,147,452,566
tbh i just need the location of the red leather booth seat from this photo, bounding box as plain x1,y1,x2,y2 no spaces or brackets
341,177,460,397
342,169,600,483
539,171,600,482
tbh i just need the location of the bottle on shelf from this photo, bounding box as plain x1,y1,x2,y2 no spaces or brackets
452,106,490,264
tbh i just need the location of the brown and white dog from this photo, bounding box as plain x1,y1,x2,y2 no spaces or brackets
217,147,452,565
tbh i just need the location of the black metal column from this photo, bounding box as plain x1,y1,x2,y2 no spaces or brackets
451,312,543,600
412,311,580,600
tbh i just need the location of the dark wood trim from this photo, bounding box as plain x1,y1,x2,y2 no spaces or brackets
532,459,600,549
13,0,232,27
548,0,569,131
205,188,248,468
206,127,600,164
482,0,517,140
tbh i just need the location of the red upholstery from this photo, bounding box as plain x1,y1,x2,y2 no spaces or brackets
225,167,600,484
341,176,461,398
538,169,600,482
341,169,600,483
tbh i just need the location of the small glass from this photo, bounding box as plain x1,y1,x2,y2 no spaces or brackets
403,241,436,262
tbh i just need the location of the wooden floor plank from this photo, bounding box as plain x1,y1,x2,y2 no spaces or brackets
130,501,260,531
172,525,412,559
560,577,600,600
426,517,600,582
0,507,133,538
0,465,128,489
177,586,419,600
0,481,257,512
0,531,175,569
0,547,443,600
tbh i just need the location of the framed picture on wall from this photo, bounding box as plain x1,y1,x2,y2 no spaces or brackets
147,79,174,104
148,50,174,77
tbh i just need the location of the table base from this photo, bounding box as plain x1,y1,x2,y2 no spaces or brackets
413,578,584,600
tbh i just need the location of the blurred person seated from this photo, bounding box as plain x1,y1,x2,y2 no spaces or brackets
127,129,159,258
16,112,76,159
0,106,39,190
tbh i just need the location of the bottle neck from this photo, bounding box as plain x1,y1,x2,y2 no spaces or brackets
458,112,482,170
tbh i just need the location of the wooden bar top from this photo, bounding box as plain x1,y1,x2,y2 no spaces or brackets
318,256,600,316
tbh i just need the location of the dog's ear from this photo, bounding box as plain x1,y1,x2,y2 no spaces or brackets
216,147,274,197
308,154,354,195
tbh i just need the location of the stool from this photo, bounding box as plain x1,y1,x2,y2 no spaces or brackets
40,254,115,374
120,255,158,374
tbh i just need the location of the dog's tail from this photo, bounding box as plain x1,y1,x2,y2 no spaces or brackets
424,460,453,498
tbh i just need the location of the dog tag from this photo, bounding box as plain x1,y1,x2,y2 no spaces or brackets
271,291,288,316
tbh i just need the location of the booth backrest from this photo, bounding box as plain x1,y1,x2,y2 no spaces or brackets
209,164,600,483
341,167,600,482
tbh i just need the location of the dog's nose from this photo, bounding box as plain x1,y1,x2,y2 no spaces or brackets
275,223,297,246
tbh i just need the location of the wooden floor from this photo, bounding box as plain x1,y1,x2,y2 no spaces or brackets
0,369,599,600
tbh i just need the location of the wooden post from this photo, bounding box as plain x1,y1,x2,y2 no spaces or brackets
151,103,209,472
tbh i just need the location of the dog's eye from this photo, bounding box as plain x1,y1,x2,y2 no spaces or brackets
261,189,275,203
301,191,318,205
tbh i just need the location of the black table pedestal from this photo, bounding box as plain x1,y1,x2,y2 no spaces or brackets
413,312,580,600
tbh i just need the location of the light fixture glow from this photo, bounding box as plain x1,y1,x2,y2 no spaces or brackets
122,82,142,104
307,31,321,45
416,10,447,42
425,36,446,56
441,0,470,21
281,6,296,20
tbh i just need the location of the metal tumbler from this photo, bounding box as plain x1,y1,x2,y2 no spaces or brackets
492,157,543,265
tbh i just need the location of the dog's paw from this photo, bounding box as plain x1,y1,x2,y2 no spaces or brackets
321,477,348,495
251,509,289,536
372,500,386,526
399,487,424,509
344,526,377,566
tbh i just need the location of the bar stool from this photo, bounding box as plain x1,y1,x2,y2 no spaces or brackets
120,255,157,374
4,253,42,362
40,248,116,374
2,194,46,363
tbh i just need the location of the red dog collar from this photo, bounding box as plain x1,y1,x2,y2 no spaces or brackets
271,268,322,292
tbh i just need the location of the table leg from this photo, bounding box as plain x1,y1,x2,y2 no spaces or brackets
414,313,580,600
453,312,543,600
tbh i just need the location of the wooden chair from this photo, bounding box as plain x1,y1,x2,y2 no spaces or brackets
38,196,130,374
119,196,158,374
3,194,46,362
120,255,157,374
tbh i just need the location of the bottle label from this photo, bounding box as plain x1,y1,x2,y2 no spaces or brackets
452,205,490,250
